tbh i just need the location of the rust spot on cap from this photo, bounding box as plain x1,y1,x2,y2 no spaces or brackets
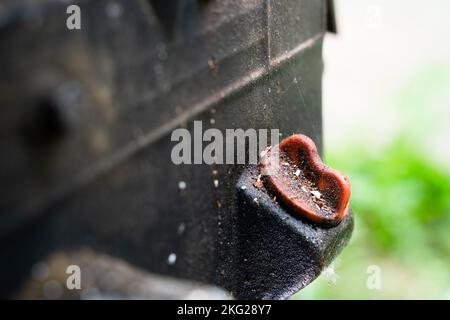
260,134,350,225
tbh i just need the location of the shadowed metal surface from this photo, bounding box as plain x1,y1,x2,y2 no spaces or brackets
0,0,348,299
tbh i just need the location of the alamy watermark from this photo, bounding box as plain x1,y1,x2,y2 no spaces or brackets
366,264,382,290
171,121,280,167
66,264,81,290
66,5,81,30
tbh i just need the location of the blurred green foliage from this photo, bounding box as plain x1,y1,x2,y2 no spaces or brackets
334,141,450,256
293,141,450,299
294,63,450,299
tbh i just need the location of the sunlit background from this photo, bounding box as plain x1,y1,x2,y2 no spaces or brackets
295,0,450,299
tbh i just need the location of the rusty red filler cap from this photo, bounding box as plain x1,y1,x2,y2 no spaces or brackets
260,134,350,225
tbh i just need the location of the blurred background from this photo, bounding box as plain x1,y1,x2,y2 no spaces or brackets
295,0,450,299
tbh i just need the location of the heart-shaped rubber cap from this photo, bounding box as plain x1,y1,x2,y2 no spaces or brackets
260,134,350,225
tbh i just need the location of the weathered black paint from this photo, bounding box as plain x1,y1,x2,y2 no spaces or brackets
0,0,347,299
235,167,353,299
